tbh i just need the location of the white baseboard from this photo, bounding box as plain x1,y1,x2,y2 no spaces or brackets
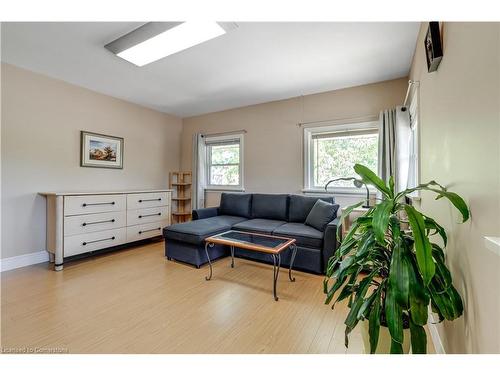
0,250,50,272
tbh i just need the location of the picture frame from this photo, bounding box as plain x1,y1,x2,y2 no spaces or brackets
425,21,443,73
80,131,124,169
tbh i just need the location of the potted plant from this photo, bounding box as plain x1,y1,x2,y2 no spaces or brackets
323,164,470,354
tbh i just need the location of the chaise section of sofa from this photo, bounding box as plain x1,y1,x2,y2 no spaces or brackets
162,192,340,274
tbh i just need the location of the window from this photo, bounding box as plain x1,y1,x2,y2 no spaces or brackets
407,94,420,191
304,121,379,191
205,133,244,190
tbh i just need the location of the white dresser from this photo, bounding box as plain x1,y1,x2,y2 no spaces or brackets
40,190,172,271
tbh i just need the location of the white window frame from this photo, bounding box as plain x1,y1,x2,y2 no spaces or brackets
303,121,379,194
205,133,244,191
407,92,420,196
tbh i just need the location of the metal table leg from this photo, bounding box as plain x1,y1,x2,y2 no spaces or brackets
230,245,235,268
288,243,298,282
204,242,214,281
272,253,281,301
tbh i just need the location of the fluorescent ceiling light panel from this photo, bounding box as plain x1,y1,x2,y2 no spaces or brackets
115,22,226,66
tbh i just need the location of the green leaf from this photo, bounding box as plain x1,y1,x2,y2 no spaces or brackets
333,283,355,307
408,257,429,326
396,182,469,223
433,256,452,292
385,283,403,343
389,175,395,196
428,189,470,223
336,200,365,240
357,285,378,320
390,339,404,354
389,240,410,308
354,164,393,198
409,319,427,354
337,256,356,277
404,205,435,286
424,216,448,247
431,243,446,264
368,290,381,354
340,221,360,249
325,275,347,304
395,180,445,200
448,286,464,318
344,273,373,329
428,282,463,320
372,200,394,244
355,231,375,258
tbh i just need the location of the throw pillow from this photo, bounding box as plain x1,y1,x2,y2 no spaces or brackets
305,199,338,231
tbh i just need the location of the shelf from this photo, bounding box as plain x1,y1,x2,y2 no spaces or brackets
170,171,192,223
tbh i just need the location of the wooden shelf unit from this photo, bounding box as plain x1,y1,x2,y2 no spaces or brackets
169,171,192,223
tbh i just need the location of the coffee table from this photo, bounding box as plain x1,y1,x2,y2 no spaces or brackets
204,230,298,301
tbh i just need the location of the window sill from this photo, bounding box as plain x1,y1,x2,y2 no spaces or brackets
205,187,245,193
302,187,376,196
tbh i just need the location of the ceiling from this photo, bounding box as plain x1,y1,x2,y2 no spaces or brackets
1,22,420,117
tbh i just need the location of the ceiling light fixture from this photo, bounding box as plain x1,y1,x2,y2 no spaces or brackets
105,22,236,67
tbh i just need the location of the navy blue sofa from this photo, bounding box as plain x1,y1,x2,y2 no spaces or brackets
162,193,340,274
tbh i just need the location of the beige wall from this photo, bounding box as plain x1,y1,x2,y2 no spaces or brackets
409,23,500,353
181,78,407,207
1,63,182,259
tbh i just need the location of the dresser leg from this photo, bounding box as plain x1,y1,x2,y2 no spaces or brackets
54,195,64,272
49,253,55,263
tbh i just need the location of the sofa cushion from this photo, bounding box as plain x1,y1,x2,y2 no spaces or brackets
288,195,335,223
305,200,339,231
273,223,324,248
163,215,247,245
232,218,286,234
219,193,252,218
251,194,289,221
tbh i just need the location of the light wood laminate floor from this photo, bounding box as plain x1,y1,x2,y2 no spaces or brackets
1,241,434,354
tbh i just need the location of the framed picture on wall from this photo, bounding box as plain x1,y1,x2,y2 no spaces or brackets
425,21,443,72
80,131,124,169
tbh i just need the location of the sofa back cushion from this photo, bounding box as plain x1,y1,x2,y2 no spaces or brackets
288,195,335,223
305,199,339,231
219,193,252,218
251,194,289,221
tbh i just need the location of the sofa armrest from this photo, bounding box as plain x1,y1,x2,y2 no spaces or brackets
192,207,219,220
322,217,341,273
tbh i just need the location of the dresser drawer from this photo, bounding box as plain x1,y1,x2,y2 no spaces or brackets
65,194,126,216
127,192,169,210
127,206,169,226
64,211,126,236
64,228,126,257
126,220,169,242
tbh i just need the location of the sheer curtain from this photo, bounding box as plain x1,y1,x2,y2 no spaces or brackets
378,106,411,193
192,134,206,210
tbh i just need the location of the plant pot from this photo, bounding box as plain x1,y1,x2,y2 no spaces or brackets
361,320,411,354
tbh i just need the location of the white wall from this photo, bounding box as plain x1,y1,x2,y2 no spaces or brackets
1,63,182,259
409,22,500,353
181,78,407,207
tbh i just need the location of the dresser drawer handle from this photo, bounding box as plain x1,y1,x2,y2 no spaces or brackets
138,213,162,219
82,201,115,207
82,236,115,246
138,227,161,235
138,198,162,203
82,219,115,227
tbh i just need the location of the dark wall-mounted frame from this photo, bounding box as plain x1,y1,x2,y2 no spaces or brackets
425,22,443,73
